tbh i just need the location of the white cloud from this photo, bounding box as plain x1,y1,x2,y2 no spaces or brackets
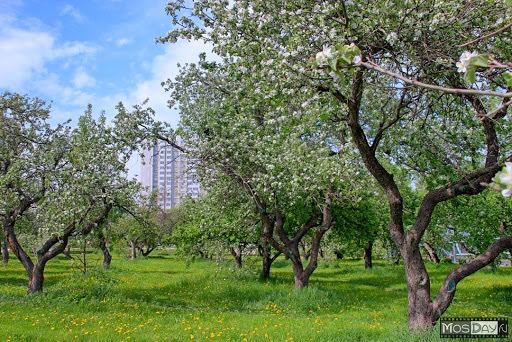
34,73,94,107
52,41,97,58
0,28,54,88
125,39,214,126
60,4,85,23
0,24,96,89
72,67,96,88
115,38,132,47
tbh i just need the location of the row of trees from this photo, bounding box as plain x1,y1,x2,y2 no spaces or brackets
158,0,512,330
0,93,176,293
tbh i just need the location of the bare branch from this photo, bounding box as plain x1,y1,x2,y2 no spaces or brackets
458,21,512,47
432,235,512,319
360,61,512,98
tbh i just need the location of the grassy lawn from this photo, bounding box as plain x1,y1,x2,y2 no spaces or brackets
0,252,510,341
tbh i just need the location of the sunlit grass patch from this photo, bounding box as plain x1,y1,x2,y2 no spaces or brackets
0,252,510,341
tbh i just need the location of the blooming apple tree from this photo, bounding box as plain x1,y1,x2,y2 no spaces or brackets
160,0,512,329
165,55,363,287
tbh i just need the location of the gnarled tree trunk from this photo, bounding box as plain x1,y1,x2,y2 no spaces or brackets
27,262,45,294
230,245,243,268
403,246,435,329
364,240,373,269
99,237,112,268
130,240,137,259
5,216,70,294
344,70,512,330
263,190,333,289
260,217,275,280
139,245,155,257
4,217,34,280
260,240,272,280
291,255,308,288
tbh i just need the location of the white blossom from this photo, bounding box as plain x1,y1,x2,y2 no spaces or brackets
456,51,478,73
315,45,334,66
386,32,398,45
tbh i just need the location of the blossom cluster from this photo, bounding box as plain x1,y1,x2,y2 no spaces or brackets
455,51,478,73
495,162,512,198
315,43,362,69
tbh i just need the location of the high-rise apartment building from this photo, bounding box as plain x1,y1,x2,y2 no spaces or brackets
140,138,201,209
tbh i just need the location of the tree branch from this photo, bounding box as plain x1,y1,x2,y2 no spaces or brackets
432,235,512,319
292,214,320,244
360,61,512,98
409,159,510,245
344,70,406,247
458,21,512,47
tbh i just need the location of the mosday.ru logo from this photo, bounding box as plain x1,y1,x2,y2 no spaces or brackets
440,317,508,338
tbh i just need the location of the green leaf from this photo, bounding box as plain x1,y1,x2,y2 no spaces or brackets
328,57,338,71
319,111,331,121
464,65,477,83
503,72,512,88
469,54,489,68
335,44,362,66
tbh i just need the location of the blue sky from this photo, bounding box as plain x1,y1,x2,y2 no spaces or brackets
0,0,209,126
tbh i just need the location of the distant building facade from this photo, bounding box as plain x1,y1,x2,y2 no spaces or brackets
140,138,201,209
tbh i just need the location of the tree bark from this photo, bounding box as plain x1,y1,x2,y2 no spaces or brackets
364,240,373,269
260,240,272,280
27,262,45,294
99,237,112,268
267,192,333,289
423,241,440,264
4,218,34,279
3,202,112,294
304,249,311,261
292,257,308,288
1,238,8,265
432,235,512,321
259,214,276,280
403,246,435,329
130,240,137,259
230,245,243,268
274,193,331,288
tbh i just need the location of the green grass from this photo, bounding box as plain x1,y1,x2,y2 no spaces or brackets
0,252,510,341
